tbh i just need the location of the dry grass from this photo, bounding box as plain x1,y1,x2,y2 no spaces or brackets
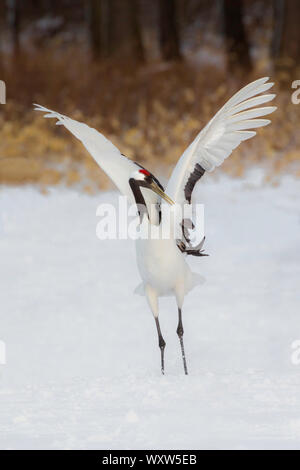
0,45,299,192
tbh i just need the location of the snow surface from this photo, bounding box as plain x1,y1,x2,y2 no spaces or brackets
0,171,300,450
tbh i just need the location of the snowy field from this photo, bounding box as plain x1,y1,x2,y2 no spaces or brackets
0,171,300,450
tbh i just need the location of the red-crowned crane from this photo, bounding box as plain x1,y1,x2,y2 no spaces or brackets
35,77,276,375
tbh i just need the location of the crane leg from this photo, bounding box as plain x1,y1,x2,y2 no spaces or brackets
155,317,166,375
145,284,166,375
177,308,188,375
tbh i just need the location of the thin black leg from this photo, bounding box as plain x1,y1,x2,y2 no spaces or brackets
155,317,166,375
177,308,188,375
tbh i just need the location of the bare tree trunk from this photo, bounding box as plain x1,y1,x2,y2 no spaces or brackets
87,0,111,59
271,0,285,60
272,0,300,70
159,0,181,61
108,0,144,62
222,0,251,72
87,0,102,58
7,0,20,56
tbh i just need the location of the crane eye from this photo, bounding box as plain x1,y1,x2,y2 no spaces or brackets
139,169,151,177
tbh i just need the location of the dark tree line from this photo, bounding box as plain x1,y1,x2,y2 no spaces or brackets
87,0,181,61
271,0,300,68
87,0,144,61
3,0,300,70
223,0,300,72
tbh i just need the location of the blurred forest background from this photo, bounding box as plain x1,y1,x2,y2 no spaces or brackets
0,0,300,192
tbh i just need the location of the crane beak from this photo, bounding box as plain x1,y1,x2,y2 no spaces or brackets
149,181,175,205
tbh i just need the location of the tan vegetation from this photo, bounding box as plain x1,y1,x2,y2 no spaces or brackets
0,46,299,192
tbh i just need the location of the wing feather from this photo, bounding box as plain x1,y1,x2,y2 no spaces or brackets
166,77,276,205
34,104,137,200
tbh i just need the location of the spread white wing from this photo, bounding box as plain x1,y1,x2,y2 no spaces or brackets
34,104,137,202
166,77,276,206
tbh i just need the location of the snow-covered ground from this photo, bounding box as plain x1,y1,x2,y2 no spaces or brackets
0,171,299,450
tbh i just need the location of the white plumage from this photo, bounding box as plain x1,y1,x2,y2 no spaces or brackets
34,77,276,375
166,77,276,206
34,104,137,202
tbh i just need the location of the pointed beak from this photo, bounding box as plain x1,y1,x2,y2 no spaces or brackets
149,181,174,205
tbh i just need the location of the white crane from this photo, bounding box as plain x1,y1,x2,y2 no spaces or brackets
34,77,276,375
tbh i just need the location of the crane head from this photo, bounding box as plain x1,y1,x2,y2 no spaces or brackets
132,168,174,205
